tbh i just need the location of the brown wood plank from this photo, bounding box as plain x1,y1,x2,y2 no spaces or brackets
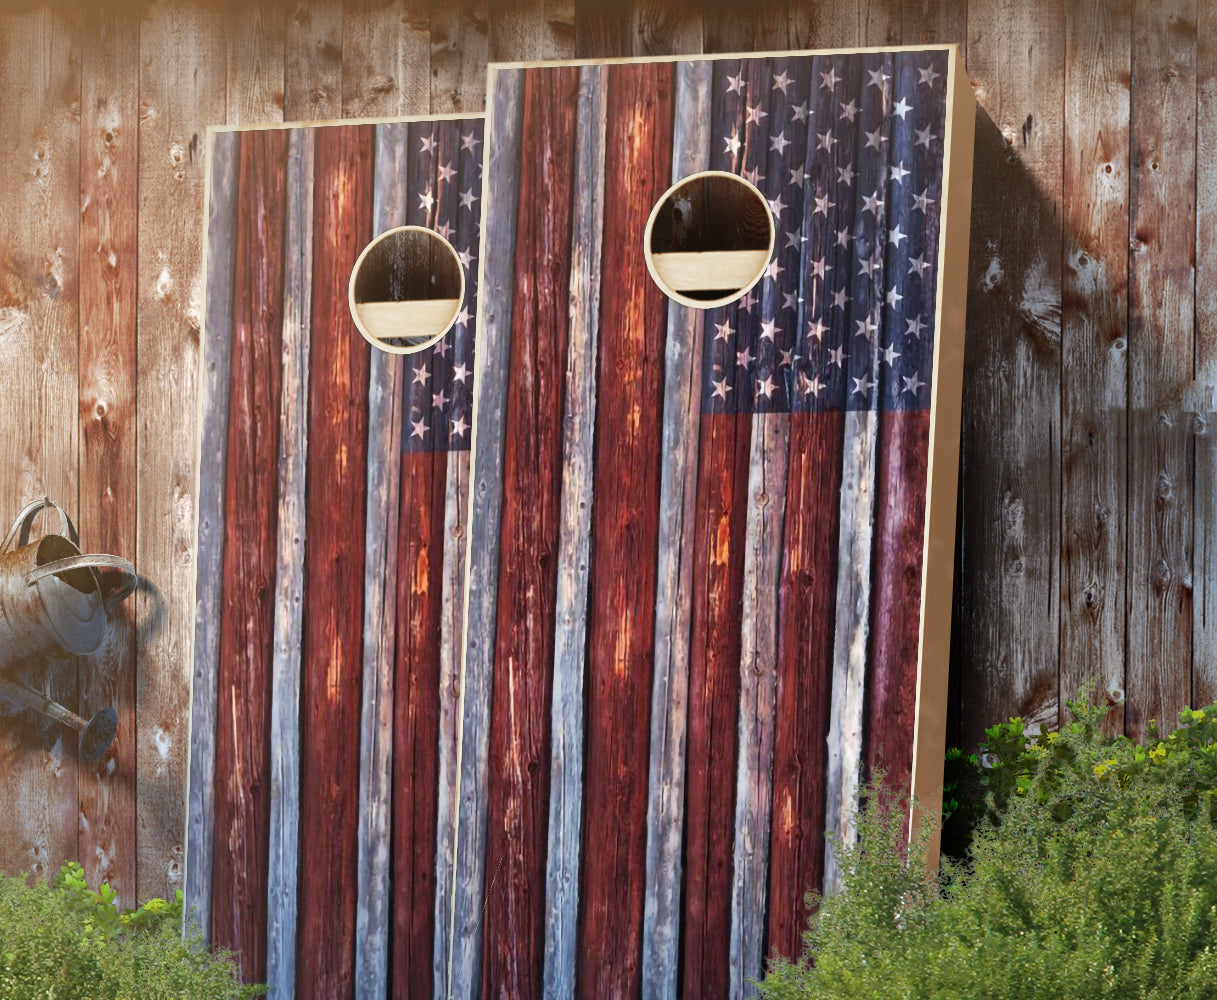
78,0,139,911
957,0,1064,750
901,0,966,50
1060,0,1130,731
430,0,490,112
342,0,431,117
480,65,579,1000
0,1,81,887
296,123,375,1000
489,0,574,61
787,0,898,49
136,0,226,907
285,0,343,121
210,129,289,983
573,60,673,1000
226,0,286,125
703,0,788,52
1126,0,1196,739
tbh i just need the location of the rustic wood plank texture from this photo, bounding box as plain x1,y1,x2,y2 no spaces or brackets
539,62,604,1000
449,68,523,1000
265,126,314,1000
786,0,897,49
0,1,82,889
480,65,579,1000
489,0,575,60
296,123,374,1000
1126,0,1196,740
136,0,225,907
1060,0,1130,729
342,0,431,117
226,0,286,125
78,0,139,911
901,0,966,50
959,0,1064,749
641,55,710,1000
284,0,343,121
431,0,490,112
210,128,289,983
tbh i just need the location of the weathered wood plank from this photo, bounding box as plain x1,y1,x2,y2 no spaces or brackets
284,0,343,121
703,0,788,52
448,69,524,1000
266,125,314,1000
0,1,81,888
489,0,574,61
1127,0,1196,739
901,0,966,50
431,0,490,113
480,65,579,1000
575,0,632,58
296,123,374,1000
211,128,289,983
226,0,286,125
187,127,239,944
342,0,430,117
539,63,604,1000
78,0,139,911
1060,0,1130,730
959,0,1064,750
137,0,226,907
641,55,710,1000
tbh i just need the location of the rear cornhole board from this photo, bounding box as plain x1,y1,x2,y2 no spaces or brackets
451,46,975,1000
187,113,483,1000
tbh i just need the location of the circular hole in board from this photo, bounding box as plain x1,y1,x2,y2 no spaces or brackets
348,225,465,354
643,170,775,310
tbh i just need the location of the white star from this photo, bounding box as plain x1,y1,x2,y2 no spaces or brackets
764,258,784,281
831,287,848,310
432,388,448,409
882,343,901,366
724,131,742,156
770,130,791,155
782,290,800,310
913,187,935,212
768,194,787,217
745,103,768,125
864,127,887,150
756,374,777,399
712,376,733,400
451,413,470,437
915,125,936,150
836,226,852,248
434,337,451,358
820,66,839,90
852,373,873,395
892,97,913,120
741,165,765,186
792,101,811,123
436,220,454,241
410,415,429,439
802,372,826,397
737,346,754,368
715,319,734,342
886,284,903,307
814,193,834,215
862,190,884,216
455,305,472,328
903,372,925,395
839,99,858,121
918,65,941,87
459,187,478,210
780,347,798,365
807,317,828,340
452,362,471,384
412,364,431,386
740,290,757,310
772,69,793,93
868,68,891,90
890,160,910,184
760,318,779,340
888,225,907,247
811,256,832,279
859,254,882,278
458,249,475,269
788,165,806,187
906,314,927,338
437,161,456,184
420,133,436,154
419,188,435,212
817,129,836,151
726,72,745,94
461,131,481,152
855,313,879,339
828,344,848,368
908,253,932,277
837,162,855,186
784,229,805,250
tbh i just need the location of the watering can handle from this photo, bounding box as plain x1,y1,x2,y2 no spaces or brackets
24,554,137,611
1,497,77,554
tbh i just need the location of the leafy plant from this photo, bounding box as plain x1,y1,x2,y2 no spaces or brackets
0,861,264,999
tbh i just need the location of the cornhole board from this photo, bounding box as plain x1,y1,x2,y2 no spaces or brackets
186,113,483,1000
451,46,975,1000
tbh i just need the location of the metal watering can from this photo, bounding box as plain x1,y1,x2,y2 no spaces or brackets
0,498,136,763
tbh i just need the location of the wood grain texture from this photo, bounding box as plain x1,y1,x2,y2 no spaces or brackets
210,128,288,983
1061,0,1130,729
1126,0,1196,740
480,65,579,1000
296,123,374,1000
266,126,314,1000
541,62,605,1000
342,0,431,116
641,55,710,1000
226,0,286,125
284,0,343,121
489,0,575,60
78,0,139,910
431,0,490,112
136,0,225,907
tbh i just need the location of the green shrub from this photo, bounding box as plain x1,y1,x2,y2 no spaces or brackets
759,694,1217,999
0,862,264,999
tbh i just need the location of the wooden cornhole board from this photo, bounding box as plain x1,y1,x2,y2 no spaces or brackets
187,113,483,1000
451,46,975,1000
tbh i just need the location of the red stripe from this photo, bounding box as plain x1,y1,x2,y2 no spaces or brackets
482,65,580,1000
211,128,287,982
576,60,675,1000
392,448,448,998
297,124,374,1000
865,411,931,816
767,411,844,962
682,409,752,1000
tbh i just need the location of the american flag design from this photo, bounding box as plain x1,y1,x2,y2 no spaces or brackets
451,48,968,1000
189,116,483,1000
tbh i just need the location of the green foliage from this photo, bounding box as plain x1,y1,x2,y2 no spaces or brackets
0,862,264,999
759,691,1217,999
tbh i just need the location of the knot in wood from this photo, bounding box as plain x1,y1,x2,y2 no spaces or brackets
1153,557,1172,590
1155,472,1174,501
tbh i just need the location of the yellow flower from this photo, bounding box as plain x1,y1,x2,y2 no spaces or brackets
1094,763,1108,776
1196,710,1208,723
1045,731,1059,743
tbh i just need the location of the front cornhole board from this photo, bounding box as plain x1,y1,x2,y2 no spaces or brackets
451,46,975,1000
186,112,483,1000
